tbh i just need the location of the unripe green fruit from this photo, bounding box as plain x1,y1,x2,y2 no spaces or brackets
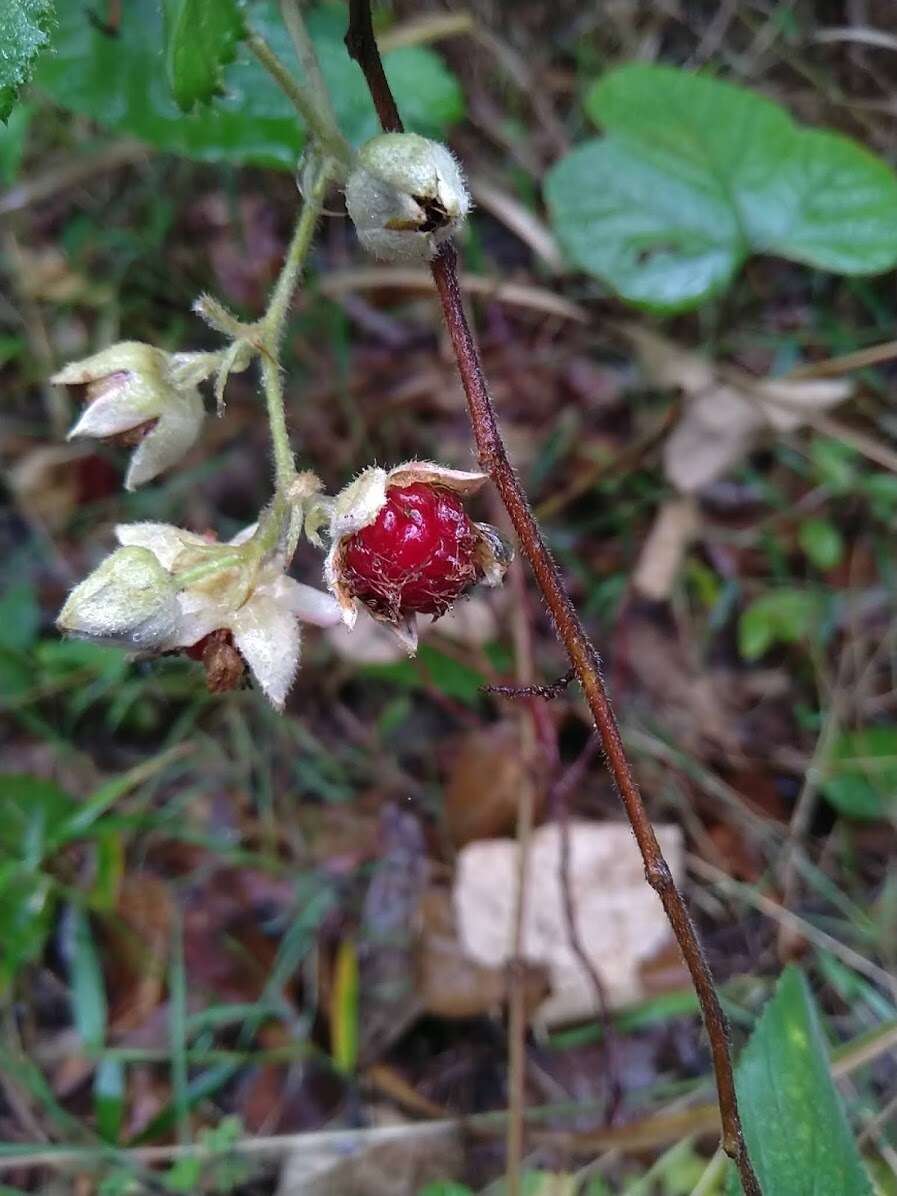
345,133,470,262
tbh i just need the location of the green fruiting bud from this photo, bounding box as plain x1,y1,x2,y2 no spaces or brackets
345,133,470,262
57,546,180,649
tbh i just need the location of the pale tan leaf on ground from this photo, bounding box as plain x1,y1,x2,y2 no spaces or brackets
276,1119,464,1196
326,609,408,664
662,385,763,494
750,375,853,432
454,821,683,1026
632,496,700,601
623,323,854,494
429,593,500,646
621,324,715,393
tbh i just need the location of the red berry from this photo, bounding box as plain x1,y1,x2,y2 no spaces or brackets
342,482,478,619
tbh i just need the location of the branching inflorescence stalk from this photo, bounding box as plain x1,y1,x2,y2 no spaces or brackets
189,157,334,587
257,161,334,495
342,5,762,1195
246,29,350,173
247,2,348,521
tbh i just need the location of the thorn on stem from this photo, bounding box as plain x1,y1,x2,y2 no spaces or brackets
482,669,576,702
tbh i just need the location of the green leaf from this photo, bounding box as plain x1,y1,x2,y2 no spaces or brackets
67,904,107,1051
0,102,31,184
0,776,75,989
822,775,885,821
0,582,40,653
36,2,463,170
164,1157,202,1193
737,606,774,663
810,436,858,495
0,648,32,699
35,639,129,682
94,1057,125,1144
730,965,872,1195
362,643,488,706
163,0,244,112
0,862,55,991
90,829,124,911
0,775,74,990
863,472,897,522
738,588,822,660
0,774,75,864
487,1175,578,1196
330,937,359,1074
419,1186,474,1196
821,726,897,820
798,518,844,571
0,0,55,122
545,65,897,312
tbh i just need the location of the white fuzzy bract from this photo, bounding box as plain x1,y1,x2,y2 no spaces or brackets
58,521,343,709
55,342,206,490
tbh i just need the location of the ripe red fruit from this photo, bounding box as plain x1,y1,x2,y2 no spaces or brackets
342,482,478,619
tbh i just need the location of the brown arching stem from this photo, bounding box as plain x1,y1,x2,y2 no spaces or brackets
431,243,758,1196
344,5,761,1194
345,0,405,135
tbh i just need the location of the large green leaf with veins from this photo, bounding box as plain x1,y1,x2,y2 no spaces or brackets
545,65,897,312
36,1,463,169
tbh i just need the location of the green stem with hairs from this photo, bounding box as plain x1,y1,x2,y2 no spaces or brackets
279,0,345,150
256,160,334,495
246,29,351,174
174,552,246,590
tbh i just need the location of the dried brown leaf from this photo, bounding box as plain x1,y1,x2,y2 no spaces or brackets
358,805,429,1063
17,246,113,305
105,872,174,1035
416,886,548,1019
618,610,743,756
444,720,529,847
